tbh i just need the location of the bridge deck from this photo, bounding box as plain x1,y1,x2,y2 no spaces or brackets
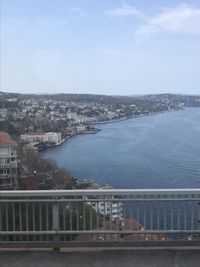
1,248,200,267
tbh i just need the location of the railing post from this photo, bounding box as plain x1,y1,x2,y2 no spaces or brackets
52,202,60,251
198,202,200,230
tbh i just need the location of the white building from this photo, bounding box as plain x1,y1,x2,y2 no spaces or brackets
87,185,123,220
20,132,62,144
20,132,46,142
90,200,123,221
85,117,97,123
66,112,78,120
44,132,62,144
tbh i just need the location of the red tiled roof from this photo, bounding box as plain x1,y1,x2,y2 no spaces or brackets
0,131,17,147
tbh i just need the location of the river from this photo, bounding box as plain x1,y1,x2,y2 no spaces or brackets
41,108,200,189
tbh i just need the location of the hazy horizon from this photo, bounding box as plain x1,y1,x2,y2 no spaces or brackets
1,0,200,96
2,90,200,97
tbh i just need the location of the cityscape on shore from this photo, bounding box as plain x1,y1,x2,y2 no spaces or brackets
0,91,200,191
1,92,200,139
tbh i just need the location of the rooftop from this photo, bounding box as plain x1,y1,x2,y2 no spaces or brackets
0,131,17,147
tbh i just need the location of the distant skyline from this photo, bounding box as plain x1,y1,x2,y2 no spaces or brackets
1,0,200,95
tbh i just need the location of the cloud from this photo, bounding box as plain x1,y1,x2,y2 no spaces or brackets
105,4,142,18
69,6,86,17
135,4,200,40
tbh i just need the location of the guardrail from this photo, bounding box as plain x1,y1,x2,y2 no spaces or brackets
0,189,200,248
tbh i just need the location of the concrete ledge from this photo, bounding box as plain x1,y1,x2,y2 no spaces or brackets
1,249,200,267
1,240,200,248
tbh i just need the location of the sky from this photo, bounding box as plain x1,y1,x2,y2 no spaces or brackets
1,0,200,96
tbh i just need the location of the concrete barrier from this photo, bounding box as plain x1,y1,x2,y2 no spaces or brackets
1,249,200,267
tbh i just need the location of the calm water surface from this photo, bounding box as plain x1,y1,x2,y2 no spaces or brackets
41,108,200,189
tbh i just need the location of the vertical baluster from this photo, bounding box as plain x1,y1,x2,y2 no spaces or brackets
184,202,187,230
150,202,153,230
5,203,9,242
25,203,29,241
130,204,133,230
5,203,9,231
191,202,194,230
109,201,111,231
164,204,167,231
117,201,120,241
123,202,126,231
170,202,174,230
12,203,15,231
157,202,160,231
143,203,146,230
104,200,106,241
76,203,79,231
97,201,100,240
70,206,72,241
89,202,92,231
83,202,86,230
52,202,59,245
177,203,180,230
32,203,35,241
62,203,65,236
19,203,22,241
39,202,42,241
103,201,106,229
46,202,49,241
136,202,140,229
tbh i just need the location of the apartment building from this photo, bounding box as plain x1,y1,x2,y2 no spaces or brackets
0,131,18,189
87,185,123,221
90,200,123,221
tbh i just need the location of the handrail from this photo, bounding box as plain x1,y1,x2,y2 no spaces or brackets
1,188,200,198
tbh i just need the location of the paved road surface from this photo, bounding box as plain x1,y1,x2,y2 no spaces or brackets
1,249,200,267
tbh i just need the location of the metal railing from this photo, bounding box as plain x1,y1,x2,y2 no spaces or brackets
0,189,200,248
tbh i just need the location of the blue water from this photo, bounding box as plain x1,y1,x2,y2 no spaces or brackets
41,108,200,189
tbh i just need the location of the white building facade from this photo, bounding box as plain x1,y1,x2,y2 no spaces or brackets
90,200,123,221
20,132,62,144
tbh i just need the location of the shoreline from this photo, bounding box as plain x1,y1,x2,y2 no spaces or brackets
39,129,101,151
40,108,184,151
90,109,183,126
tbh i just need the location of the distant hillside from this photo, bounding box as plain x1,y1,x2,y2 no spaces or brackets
1,91,200,107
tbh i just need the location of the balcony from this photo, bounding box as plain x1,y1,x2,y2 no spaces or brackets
0,161,17,169
0,152,17,159
0,189,200,249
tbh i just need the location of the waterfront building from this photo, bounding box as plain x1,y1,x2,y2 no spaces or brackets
0,131,18,189
20,132,62,144
44,132,62,144
20,132,45,142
